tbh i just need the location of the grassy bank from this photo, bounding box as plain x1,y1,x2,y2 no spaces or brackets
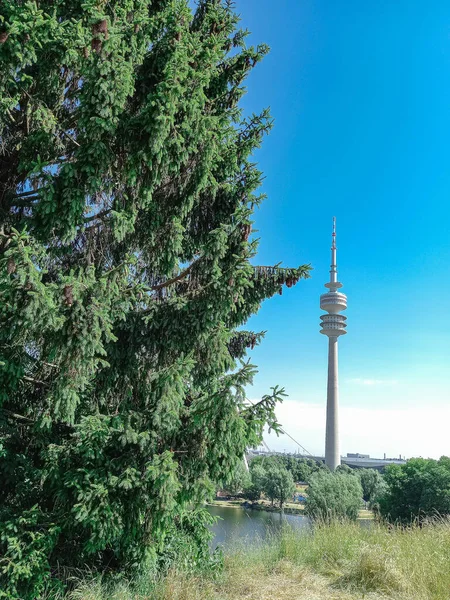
62,519,450,600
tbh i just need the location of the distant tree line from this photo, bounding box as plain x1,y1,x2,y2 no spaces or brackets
305,457,450,523
250,454,329,483
225,454,450,524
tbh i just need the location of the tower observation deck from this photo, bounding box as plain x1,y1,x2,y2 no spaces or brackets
320,218,347,470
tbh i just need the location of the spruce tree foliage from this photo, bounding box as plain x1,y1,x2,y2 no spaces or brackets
0,0,310,596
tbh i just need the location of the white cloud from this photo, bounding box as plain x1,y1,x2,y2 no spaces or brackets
263,399,449,460
348,378,398,386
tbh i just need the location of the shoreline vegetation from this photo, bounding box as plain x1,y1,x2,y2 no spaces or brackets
64,518,450,600
208,498,374,520
209,498,306,516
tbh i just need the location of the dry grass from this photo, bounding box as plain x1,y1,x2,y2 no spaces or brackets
218,556,360,600
65,518,450,600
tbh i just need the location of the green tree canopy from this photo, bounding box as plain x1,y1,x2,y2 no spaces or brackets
305,471,363,522
379,457,450,523
336,464,354,475
357,468,385,505
249,454,326,483
293,458,323,482
0,1,310,597
262,463,296,509
244,462,267,501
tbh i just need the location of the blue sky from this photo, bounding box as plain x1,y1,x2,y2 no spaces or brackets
233,0,450,458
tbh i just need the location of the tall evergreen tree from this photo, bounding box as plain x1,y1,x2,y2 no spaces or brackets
0,1,310,596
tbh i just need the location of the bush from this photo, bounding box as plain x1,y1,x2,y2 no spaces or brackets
305,471,363,522
379,457,450,523
157,508,222,575
0,506,60,600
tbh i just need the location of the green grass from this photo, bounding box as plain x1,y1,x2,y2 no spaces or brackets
60,518,450,600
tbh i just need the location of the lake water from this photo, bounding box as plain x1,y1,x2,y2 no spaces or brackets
207,505,310,550
207,505,373,550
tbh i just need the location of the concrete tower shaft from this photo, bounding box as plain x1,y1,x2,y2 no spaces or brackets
320,217,347,470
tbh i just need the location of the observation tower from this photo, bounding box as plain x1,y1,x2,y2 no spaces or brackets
320,217,347,470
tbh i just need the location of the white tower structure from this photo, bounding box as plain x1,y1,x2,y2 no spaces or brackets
320,217,347,470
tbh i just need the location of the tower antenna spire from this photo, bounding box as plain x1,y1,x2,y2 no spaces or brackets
330,216,337,284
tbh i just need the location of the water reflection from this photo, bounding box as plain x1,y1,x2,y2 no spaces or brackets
207,505,310,550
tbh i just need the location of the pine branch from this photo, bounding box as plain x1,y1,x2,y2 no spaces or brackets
25,352,59,370
61,130,80,148
150,257,201,292
22,375,49,387
84,208,112,223
13,189,40,199
227,330,266,358
0,409,35,423
9,196,39,207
